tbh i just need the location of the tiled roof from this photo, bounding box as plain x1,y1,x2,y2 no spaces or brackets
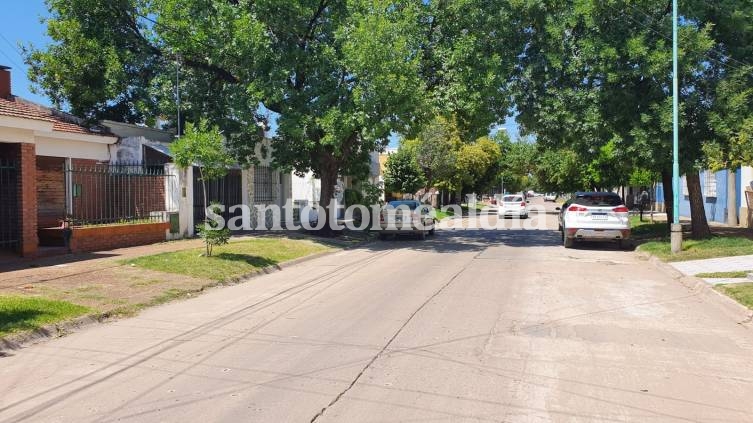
0,97,110,137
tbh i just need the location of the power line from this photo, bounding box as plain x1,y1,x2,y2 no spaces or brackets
601,2,753,75
0,47,24,70
621,1,753,71
0,32,24,58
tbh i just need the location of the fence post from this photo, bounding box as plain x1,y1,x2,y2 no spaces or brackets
172,164,194,237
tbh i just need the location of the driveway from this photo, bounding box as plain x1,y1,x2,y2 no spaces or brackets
2,207,753,422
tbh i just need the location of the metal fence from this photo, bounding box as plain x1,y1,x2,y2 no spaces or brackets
0,159,18,248
66,162,174,226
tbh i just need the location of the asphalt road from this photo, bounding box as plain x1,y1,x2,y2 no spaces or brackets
2,200,753,422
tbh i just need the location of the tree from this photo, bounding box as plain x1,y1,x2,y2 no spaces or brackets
402,116,462,191
383,149,425,197
170,120,234,257
27,0,522,236
509,0,744,238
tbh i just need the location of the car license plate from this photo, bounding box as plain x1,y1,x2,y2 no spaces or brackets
591,214,607,220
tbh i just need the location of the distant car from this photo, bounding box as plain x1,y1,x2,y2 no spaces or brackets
557,192,631,249
498,194,529,219
543,193,557,202
379,200,436,240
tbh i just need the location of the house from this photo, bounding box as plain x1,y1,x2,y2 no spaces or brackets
0,65,177,257
654,166,753,227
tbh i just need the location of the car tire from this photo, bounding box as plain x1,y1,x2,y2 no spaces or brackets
563,231,574,248
418,230,426,240
378,233,388,241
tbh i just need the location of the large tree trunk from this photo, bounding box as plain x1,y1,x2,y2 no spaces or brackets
317,161,339,237
686,171,712,239
661,169,674,229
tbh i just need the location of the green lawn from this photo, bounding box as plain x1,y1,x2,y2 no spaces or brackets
0,296,90,337
433,209,455,220
716,283,753,310
697,270,752,278
124,237,335,281
630,215,669,239
639,236,753,262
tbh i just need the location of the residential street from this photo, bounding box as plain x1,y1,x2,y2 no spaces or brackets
2,204,753,422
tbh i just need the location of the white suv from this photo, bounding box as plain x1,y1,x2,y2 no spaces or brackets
557,192,631,249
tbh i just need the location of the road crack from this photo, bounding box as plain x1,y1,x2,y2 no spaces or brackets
309,259,474,422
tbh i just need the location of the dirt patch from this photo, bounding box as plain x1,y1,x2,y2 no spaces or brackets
1,263,214,317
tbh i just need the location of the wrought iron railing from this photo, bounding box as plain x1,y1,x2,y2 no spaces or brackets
0,159,19,248
66,162,175,226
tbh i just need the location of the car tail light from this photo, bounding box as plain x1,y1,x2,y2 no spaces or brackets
520,202,526,207
379,213,385,222
568,205,588,212
612,206,629,213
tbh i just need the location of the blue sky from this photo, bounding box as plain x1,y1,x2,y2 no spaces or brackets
0,1,521,146
0,0,51,106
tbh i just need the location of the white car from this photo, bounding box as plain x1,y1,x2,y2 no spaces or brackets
557,192,631,249
498,194,529,219
543,193,557,202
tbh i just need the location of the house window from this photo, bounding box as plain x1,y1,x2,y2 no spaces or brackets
254,165,274,203
703,171,717,198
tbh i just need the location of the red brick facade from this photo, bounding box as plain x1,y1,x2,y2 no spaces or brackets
68,222,169,253
18,143,37,256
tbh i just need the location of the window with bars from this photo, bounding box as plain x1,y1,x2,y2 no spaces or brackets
703,171,718,198
254,165,274,203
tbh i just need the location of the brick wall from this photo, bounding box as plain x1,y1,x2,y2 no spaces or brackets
69,222,169,253
18,143,37,256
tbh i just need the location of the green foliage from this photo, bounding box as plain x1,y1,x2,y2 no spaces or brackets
170,120,234,181
171,124,233,256
28,0,520,232
342,188,364,208
384,149,425,196
359,181,384,206
402,116,462,189
196,203,230,257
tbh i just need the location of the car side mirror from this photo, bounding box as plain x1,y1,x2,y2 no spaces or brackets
555,207,561,211
526,200,530,204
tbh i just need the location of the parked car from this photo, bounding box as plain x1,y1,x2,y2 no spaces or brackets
498,194,529,219
379,200,436,240
543,193,558,202
556,192,631,249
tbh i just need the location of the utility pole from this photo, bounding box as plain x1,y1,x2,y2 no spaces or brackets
670,0,683,254
176,55,181,137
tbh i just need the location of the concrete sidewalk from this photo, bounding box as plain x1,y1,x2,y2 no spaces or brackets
669,254,753,285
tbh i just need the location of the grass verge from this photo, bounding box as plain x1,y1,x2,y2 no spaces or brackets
639,236,753,262
124,237,334,281
697,270,752,278
0,296,90,337
630,215,669,240
716,283,753,310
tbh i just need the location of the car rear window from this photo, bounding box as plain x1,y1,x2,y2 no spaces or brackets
503,196,523,202
573,193,622,207
388,201,419,210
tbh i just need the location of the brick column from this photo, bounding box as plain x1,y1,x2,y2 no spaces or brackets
17,143,37,256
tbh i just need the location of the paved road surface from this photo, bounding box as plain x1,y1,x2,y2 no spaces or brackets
2,203,753,422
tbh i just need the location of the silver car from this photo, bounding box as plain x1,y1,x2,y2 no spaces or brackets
557,192,631,249
379,200,436,240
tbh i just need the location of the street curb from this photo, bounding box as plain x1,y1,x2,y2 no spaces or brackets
0,240,370,353
638,251,753,327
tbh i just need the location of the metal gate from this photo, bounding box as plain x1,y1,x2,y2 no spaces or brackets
0,159,19,249
193,169,243,225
